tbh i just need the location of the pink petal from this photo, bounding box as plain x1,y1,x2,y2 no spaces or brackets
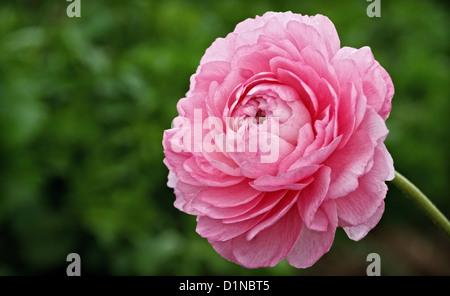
332,55,367,147
207,239,237,263
172,180,202,216
335,146,391,226
250,165,319,191
304,14,340,58
167,171,178,188
222,190,288,224
229,207,302,268
357,107,389,145
297,166,332,228
199,35,235,65
273,62,319,117
233,42,292,75
198,181,261,207
183,156,245,187
196,213,266,241
246,190,300,240
326,130,375,199
191,193,263,220
299,45,339,92
286,200,337,268
286,223,334,268
231,134,296,179
233,45,272,75
278,123,315,171
377,66,394,120
343,202,384,241
291,135,341,171
201,149,241,177
378,143,395,181
286,21,329,60
333,46,394,120
190,60,231,95
307,207,329,232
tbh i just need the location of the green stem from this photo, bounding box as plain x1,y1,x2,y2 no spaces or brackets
391,170,450,238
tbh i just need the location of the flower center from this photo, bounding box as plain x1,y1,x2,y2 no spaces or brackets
238,96,271,123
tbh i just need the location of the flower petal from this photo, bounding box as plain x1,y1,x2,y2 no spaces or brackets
231,207,302,268
297,165,332,228
196,213,266,241
335,146,391,226
287,200,337,268
343,202,384,241
326,130,375,199
198,181,260,207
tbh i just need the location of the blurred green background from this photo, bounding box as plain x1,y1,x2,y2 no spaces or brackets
0,0,449,275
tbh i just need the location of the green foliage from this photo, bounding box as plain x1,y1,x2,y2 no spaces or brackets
0,0,449,275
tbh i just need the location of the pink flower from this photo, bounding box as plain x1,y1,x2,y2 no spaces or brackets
163,11,394,268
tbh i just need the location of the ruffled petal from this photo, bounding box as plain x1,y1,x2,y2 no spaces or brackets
210,206,302,268
287,200,337,268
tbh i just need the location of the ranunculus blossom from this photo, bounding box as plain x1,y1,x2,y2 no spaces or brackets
163,11,394,268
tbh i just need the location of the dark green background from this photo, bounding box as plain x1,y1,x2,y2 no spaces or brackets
0,0,449,275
